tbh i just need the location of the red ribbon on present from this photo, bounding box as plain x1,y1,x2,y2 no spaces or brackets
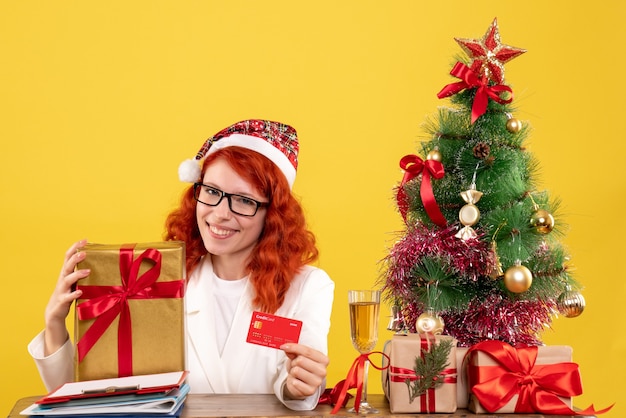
390,365,457,412
390,366,456,383
330,351,389,414
76,244,185,377
437,61,514,124
467,340,613,415
389,334,456,413
397,154,447,227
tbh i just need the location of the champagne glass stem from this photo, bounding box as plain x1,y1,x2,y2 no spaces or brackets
361,358,370,406
350,357,377,413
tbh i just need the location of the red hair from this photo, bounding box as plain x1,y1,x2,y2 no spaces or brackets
164,147,318,313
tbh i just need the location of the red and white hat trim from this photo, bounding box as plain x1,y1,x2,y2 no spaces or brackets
178,120,299,189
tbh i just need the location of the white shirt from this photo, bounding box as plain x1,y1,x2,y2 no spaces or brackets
210,272,248,356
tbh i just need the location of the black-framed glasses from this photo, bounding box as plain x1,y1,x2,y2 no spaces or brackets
193,183,269,217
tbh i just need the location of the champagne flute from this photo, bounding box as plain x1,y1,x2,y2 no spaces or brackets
348,289,380,414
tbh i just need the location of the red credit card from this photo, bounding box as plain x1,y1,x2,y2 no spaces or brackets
246,311,303,349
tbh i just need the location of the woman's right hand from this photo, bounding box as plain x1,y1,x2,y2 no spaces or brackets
43,239,90,356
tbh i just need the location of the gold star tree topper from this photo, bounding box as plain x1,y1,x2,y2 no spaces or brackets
454,18,526,84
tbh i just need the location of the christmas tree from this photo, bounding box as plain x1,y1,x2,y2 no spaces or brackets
381,18,586,347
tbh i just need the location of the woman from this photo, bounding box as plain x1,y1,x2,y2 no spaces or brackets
28,120,335,411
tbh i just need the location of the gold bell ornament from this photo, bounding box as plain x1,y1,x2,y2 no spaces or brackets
386,303,407,332
489,241,504,279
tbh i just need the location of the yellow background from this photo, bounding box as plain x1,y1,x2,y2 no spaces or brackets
1,1,624,415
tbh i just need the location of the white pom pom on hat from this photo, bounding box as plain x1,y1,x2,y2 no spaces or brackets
178,158,202,183
178,119,299,189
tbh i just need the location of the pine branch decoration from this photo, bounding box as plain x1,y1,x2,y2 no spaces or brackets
405,338,454,403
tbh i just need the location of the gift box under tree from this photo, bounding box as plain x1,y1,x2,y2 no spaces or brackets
74,242,186,381
382,333,457,413
456,346,469,409
466,340,611,415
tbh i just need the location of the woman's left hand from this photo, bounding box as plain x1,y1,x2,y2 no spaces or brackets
280,343,329,400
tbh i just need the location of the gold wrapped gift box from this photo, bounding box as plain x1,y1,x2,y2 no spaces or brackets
74,241,186,381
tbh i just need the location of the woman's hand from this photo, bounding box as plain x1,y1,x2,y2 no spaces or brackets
281,343,329,400
43,239,90,356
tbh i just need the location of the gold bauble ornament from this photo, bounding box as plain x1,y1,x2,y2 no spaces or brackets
427,149,442,162
557,286,586,318
415,309,445,335
503,263,533,293
530,209,555,234
506,117,522,133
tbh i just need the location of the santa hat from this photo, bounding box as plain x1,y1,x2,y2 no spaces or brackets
178,119,299,188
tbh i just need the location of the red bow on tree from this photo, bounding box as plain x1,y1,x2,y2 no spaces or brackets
437,61,513,124
397,154,447,227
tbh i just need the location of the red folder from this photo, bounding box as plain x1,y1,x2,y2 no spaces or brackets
35,371,188,405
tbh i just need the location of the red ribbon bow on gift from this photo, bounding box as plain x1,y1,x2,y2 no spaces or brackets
397,154,447,227
437,61,513,124
76,244,185,377
330,352,389,414
467,340,613,415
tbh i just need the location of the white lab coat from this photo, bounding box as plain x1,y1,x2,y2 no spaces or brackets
28,256,334,411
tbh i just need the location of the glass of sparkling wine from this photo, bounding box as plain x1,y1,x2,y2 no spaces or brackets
348,289,380,414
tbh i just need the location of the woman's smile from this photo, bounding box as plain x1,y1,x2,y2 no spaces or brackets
209,223,237,238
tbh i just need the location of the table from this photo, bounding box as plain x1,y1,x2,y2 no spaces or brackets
8,394,595,417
